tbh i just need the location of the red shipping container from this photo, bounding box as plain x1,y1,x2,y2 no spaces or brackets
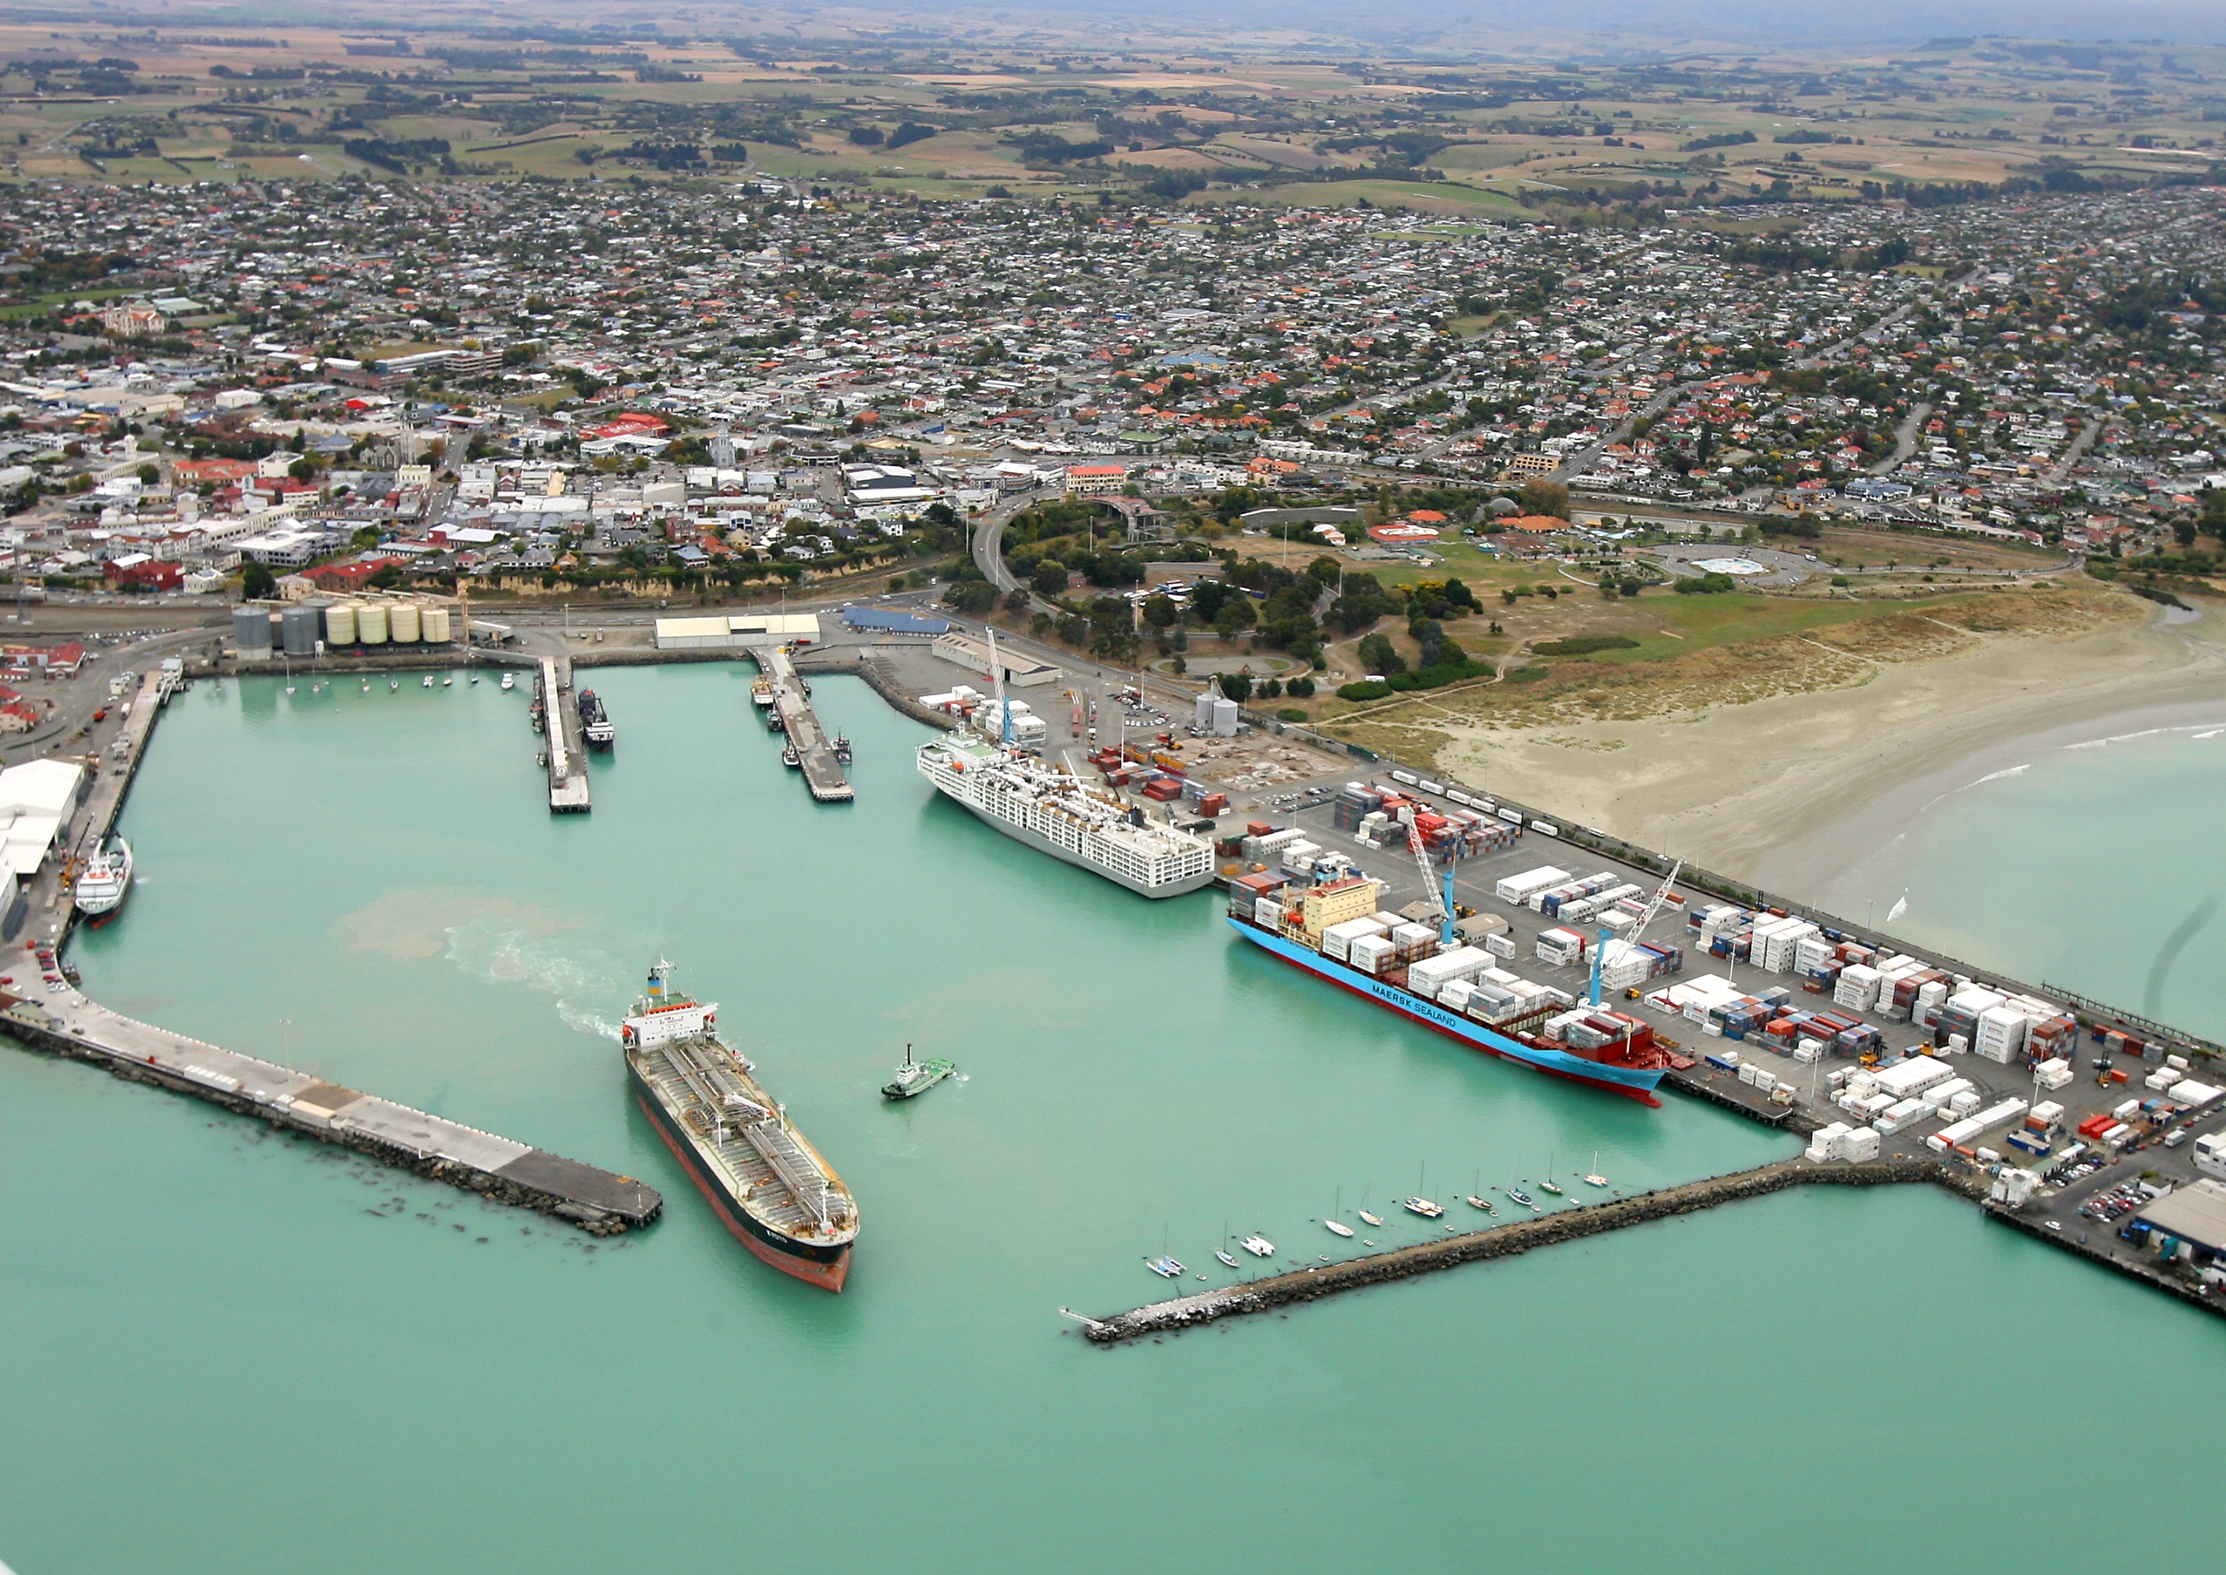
1247,821,1276,838
1198,793,1229,817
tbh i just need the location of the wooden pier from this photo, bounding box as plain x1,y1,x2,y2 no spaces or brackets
538,657,592,813
0,946,660,1233
749,644,852,803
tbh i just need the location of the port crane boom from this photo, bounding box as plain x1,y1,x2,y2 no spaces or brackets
1589,859,1683,1008
1403,808,1456,945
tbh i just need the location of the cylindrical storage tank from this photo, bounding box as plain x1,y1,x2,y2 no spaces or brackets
390,603,421,644
280,604,320,657
325,603,357,646
357,604,390,645
232,605,273,650
420,606,451,644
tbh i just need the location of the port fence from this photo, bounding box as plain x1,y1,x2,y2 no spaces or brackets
1223,707,2220,1068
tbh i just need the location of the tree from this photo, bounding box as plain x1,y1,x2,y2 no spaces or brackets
1517,478,1571,519
1356,632,1404,674
1219,672,1253,702
1032,558,1071,598
1285,675,1315,699
1211,595,1256,637
240,562,276,600
1257,677,1282,699
943,578,997,614
1003,586,1031,613
1142,592,1179,631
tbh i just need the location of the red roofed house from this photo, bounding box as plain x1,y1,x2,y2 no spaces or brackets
103,554,184,592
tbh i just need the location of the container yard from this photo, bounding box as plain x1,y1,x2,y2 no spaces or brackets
1144,743,2226,1324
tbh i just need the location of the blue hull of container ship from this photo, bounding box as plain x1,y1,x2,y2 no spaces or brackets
1228,917,1666,1105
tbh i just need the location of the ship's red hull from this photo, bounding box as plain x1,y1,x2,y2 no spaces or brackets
1252,934,1663,1107
634,1089,851,1291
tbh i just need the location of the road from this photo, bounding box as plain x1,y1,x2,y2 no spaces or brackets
1870,401,1934,474
2046,416,2105,486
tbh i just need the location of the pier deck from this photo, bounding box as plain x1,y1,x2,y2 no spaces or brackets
0,947,660,1233
749,644,852,803
539,657,592,813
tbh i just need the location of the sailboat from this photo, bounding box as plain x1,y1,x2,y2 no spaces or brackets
1537,1152,1565,1197
1214,1221,1238,1270
1356,1184,1383,1228
1466,1170,1495,1214
1585,1152,1610,1188
1324,1187,1354,1238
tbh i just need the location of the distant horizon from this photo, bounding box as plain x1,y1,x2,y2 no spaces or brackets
6,0,2224,51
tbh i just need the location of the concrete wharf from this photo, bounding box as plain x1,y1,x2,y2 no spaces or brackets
0,960,660,1233
538,657,592,813
749,644,852,803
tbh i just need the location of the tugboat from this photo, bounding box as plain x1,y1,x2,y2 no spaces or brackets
781,742,801,769
832,732,853,765
881,1044,956,1100
578,689,616,750
767,709,787,734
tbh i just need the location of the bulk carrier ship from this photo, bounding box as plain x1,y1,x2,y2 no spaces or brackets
622,960,858,1290
1227,874,1672,1104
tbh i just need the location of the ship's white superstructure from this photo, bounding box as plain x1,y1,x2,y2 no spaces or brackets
916,733,1215,898
73,835,133,918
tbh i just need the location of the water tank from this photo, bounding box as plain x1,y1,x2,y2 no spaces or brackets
325,603,356,646
280,605,320,657
420,606,452,644
232,605,273,651
390,603,421,644
357,604,390,645
1211,696,1239,737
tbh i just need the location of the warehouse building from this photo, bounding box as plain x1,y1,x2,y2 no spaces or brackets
653,613,823,650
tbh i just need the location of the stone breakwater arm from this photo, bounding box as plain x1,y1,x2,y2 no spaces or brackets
1082,1160,1978,1343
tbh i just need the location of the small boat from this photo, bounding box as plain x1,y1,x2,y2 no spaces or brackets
1506,1188,1538,1210
1466,1195,1495,1214
1215,1249,1239,1269
1538,1179,1565,1197
1240,1234,1274,1258
1324,1219,1354,1238
1358,1210,1383,1227
422,675,433,689
781,743,801,769
360,680,369,692
1402,1197,1444,1219
881,1043,956,1100
470,675,480,685
833,732,853,764
389,679,398,692
1361,1239,1375,1247
1585,1151,1609,1188
442,677,453,687
1145,1256,1185,1278
500,672,516,691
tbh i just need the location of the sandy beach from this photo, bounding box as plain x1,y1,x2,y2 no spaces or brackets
1433,602,2226,893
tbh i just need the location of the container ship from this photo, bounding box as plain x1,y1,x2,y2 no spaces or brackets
918,730,1215,898
73,835,133,922
1226,873,1673,1104
622,960,858,1290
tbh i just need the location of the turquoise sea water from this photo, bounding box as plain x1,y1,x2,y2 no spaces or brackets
4,667,2224,1574
1810,720,2226,1040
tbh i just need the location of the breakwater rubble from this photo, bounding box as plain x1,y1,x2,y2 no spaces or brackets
1080,1160,1980,1343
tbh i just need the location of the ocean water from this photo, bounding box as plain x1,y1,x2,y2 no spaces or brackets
1811,717,2226,1041
4,666,2224,1574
